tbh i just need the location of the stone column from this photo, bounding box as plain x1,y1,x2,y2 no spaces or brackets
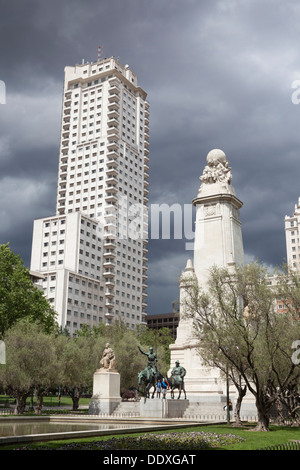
170,149,245,401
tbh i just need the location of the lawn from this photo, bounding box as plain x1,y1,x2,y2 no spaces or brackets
0,394,90,409
1,423,300,451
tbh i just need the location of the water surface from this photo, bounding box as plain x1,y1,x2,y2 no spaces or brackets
0,420,141,437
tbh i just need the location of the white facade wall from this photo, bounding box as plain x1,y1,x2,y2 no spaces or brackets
285,197,300,270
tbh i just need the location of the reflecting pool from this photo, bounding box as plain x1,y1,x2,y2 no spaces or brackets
0,420,147,437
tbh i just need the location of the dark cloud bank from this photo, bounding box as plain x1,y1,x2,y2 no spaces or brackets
1,0,300,314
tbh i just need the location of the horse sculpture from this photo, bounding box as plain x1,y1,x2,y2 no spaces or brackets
138,369,162,399
168,361,187,399
168,375,187,399
137,345,163,399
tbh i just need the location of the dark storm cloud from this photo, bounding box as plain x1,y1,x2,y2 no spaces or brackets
1,0,300,314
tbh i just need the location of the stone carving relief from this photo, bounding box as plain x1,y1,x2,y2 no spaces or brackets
200,149,232,186
200,159,232,185
204,204,217,217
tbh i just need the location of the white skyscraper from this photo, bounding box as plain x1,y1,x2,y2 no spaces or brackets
30,56,149,334
285,197,300,270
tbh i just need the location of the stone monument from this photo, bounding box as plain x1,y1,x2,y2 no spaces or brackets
89,343,121,415
170,149,245,402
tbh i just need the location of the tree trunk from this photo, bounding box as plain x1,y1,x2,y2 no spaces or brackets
254,401,270,431
274,397,285,425
14,395,28,415
34,395,44,414
233,386,246,426
72,395,80,411
69,388,81,411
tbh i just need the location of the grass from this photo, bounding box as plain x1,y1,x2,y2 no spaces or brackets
0,394,90,409
1,423,300,451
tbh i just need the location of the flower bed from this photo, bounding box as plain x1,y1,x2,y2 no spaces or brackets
16,431,245,450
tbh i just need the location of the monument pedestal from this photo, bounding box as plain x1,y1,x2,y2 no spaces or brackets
170,149,245,402
140,399,189,418
89,370,121,415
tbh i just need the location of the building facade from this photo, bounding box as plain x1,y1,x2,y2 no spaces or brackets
147,312,179,339
285,197,300,270
30,57,149,334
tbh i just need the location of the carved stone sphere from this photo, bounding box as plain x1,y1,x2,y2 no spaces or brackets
206,149,226,165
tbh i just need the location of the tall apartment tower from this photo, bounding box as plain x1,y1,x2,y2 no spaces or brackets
30,57,149,334
285,197,300,270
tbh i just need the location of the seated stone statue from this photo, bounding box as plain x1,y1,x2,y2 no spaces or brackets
99,343,116,371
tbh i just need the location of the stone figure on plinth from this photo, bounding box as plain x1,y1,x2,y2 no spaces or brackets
89,343,120,415
98,343,117,372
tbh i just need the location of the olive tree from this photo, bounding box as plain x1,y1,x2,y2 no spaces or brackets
0,320,58,414
55,332,105,411
181,262,300,431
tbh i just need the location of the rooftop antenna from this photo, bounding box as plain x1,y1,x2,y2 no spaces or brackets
98,45,102,62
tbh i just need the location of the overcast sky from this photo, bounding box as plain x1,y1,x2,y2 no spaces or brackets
1,0,300,315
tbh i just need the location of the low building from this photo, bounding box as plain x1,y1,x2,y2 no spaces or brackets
147,311,179,339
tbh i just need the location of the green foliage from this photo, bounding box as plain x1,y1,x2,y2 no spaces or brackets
0,320,58,413
182,261,300,430
0,244,57,337
0,294,176,409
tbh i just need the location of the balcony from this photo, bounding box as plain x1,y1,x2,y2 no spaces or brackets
103,268,115,278
108,77,120,87
106,184,118,194
106,167,118,177
105,290,115,300
104,250,116,258
107,126,119,136
107,109,119,120
108,93,120,103
103,258,115,267
106,176,118,186
108,101,119,112
105,312,114,320
108,85,120,95
107,141,119,152
104,223,116,236
105,300,115,309
103,226,117,237
106,158,118,168
105,193,118,204
104,238,116,249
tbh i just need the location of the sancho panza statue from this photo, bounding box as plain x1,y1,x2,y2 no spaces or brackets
99,343,117,372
